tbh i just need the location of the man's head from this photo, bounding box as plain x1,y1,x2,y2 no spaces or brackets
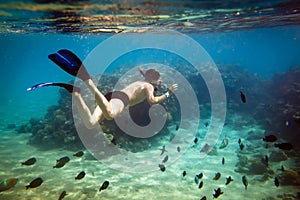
144,69,160,85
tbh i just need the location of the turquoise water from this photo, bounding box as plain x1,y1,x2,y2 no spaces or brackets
0,1,300,200
1,26,299,125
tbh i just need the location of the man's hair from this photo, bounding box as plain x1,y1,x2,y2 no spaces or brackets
144,69,160,83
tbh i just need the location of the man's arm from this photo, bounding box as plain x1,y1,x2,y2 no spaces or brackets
146,84,178,104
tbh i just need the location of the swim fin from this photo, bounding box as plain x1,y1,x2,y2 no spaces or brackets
48,49,91,81
27,82,80,93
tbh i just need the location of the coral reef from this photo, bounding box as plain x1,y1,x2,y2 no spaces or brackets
277,169,300,186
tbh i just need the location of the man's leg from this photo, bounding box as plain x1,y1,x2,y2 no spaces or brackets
73,91,104,129
84,79,125,120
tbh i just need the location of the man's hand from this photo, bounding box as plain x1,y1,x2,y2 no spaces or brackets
168,84,178,94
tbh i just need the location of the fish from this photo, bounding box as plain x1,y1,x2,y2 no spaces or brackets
75,171,86,180
285,120,291,127
54,156,70,168
158,164,166,172
177,146,180,152
182,171,186,177
57,156,70,163
198,181,203,189
194,138,198,144
53,161,67,168
0,178,18,192
219,138,229,149
213,172,221,180
222,157,225,165
265,155,269,167
225,176,233,185
200,144,211,153
213,188,223,198
200,196,207,200
204,122,209,127
274,142,293,150
160,145,167,155
197,173,203,179
242,175,248,190
58,190,67,200
26,177,43,189
73,151,84,157
175,124,179,131
238,138,241,144
162,155,168,163
194,175,199,185
263,135,277,142
99,180,109,192
274,177,279,187
240,91,246,103
239,143,245,150
21,157,36,166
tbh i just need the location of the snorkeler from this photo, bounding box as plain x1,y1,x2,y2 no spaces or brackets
28,49,178,129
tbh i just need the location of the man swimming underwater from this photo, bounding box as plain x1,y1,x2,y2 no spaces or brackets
28,49,178,129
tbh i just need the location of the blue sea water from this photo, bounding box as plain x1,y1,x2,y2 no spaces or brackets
0,26,299,125
0,1,300,199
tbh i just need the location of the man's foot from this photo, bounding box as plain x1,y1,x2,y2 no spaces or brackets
48,49,91,81
27,82,80,93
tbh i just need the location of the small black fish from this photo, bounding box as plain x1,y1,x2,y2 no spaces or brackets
177,146,181,152
265,155,269,167
225,176,233,185
274,142,293,150
213,172,221,180
158,164,166,172
73,151,84,157
222,157,225,165
240,91,246,103
239,143,245,150
75,171,86,180
213,188,223,198
197,173,203,179
99,180,109,192
21,157,36,166
198,181,203,189
162,155,169,163
194,175,199,185
200,196,207,200
175,124,179,131
182,171,186,177
281,165,285,172
263,135,277,142
57,156,70,163
242,175,248,190
204,122,209,127
58,190,67,200
238,138,241,144
53,161,67,168
26,177,43,189
194,138,198,144
274,177,279,187
160,145,167,156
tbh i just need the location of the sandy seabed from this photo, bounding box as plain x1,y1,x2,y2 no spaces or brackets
0,119,298,200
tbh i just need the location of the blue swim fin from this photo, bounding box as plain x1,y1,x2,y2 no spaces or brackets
27,82,80,93
48,49,91,81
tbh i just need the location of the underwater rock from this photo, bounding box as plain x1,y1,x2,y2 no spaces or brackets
269,150,288,162
247,158,269,175
277,169,300,186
